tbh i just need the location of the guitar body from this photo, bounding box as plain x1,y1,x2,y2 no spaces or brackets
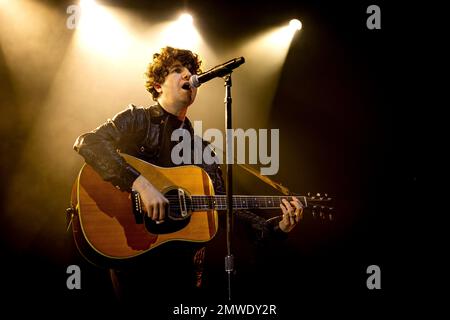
71,154,218,266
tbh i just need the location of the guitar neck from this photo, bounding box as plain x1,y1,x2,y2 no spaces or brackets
190,195,312,211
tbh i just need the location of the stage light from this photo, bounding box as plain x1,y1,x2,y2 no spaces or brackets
230,20,303,127
159,12,200,50
178,13,193,25
265,19,302,47
289,19,302,31
79,0,96,9
75,0,131,58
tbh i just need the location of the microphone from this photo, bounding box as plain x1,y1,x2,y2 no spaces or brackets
187,57,245,88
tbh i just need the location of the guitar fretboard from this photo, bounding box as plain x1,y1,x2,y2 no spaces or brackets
189,195,309,210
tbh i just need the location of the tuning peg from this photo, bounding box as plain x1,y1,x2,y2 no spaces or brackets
316,193,321,197
328,213,333,221
307,192,311,197
325,193,328,197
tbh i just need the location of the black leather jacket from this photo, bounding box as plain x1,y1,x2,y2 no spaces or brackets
74,104,285,241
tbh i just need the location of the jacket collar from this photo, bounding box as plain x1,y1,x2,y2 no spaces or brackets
149,103,194,134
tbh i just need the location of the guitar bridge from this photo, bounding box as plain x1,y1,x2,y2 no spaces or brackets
131,190,143,224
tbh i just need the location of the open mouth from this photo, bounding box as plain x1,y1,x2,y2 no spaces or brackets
182,82,191,90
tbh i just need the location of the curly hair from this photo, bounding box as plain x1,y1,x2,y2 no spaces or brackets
145,46,202,100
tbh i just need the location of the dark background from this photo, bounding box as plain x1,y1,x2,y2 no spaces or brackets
0,0,424,317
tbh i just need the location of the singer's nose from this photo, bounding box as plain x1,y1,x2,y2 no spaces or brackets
182,68,191,80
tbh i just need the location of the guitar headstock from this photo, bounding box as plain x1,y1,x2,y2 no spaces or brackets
302,192,334,221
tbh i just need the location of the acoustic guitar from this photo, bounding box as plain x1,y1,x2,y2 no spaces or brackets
69,154,332,266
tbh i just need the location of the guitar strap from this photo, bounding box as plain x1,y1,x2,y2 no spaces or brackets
210,144,293,225
236,162,292,196
209,143,293,196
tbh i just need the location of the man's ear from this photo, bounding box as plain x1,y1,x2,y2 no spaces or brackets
154,83,162,93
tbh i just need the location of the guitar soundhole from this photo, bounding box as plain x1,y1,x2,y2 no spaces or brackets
144,188,192,234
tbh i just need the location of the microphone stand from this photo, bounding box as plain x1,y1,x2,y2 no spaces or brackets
223,74,234,301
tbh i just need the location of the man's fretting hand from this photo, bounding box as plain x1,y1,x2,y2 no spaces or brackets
279,197,303,232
